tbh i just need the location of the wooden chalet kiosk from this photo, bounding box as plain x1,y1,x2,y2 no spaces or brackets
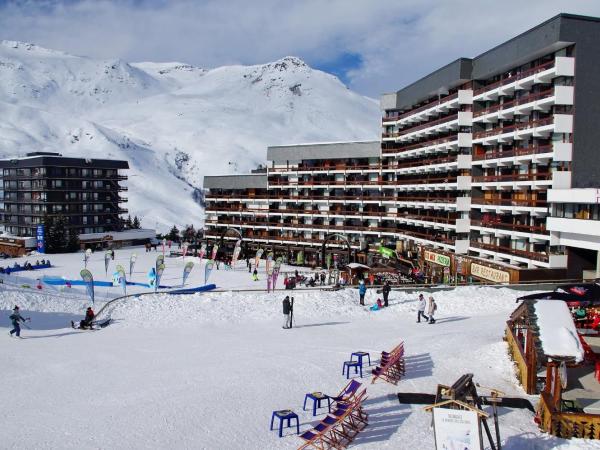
505,299,600,439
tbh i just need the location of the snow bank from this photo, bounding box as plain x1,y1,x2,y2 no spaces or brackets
533,300,584,362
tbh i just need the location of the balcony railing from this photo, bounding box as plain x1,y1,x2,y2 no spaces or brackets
393,155,457,170
473,88,555,117
382,92,459,123
268,163,381,173
472,117,554,139
471,172,552,183
472,145,552,161
471,198,547,207
471,220,547,234
473,60,555,97
470,241,549,262
381,135,457,154
392,114,458,138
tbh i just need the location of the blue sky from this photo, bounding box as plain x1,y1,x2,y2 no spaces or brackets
1,0,600,97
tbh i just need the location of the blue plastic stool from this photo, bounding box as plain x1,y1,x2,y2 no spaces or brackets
342,360,362,379
351,351,371,367
270,410,300,437
303,391,331,416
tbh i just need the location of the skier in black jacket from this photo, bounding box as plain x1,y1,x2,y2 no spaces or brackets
282,296,291,329
382,281,391,307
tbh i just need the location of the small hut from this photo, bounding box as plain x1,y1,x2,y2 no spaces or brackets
506,299,600,439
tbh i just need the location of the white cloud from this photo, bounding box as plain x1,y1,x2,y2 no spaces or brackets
0,0,599,97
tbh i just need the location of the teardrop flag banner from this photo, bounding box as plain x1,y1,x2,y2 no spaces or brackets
155,263,165,292
104,251,111,275
182,242,189,258
231,240,242,269
272,267,280,291
80,269,94,305
84,248,92,268
199,242,207,260
205,260,215,284
182,261,194,286
129,253,137,276
255,248,263,268
211,244,219,261
156,255,164,274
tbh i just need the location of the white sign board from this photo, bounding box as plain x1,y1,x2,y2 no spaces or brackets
433,407,482,450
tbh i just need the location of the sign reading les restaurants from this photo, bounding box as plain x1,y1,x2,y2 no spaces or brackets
471,263,510,283
424,250,451,267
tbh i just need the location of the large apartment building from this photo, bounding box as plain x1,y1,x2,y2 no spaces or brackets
0,152,129,237
204,14,600,283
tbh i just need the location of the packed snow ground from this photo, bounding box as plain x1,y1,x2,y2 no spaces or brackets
0,248,599,449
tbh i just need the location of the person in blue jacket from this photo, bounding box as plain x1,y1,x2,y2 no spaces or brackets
358,279,367,306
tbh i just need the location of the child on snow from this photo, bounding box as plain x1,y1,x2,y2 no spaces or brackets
9,305,29,338
252,268,259,281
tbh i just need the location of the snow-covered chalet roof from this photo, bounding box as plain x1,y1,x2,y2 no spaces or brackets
533,300,584,363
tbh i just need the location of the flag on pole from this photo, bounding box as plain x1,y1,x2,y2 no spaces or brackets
211,244,219,260
199,242,207,260
104,251,111,275
182,261,194,286
156,255,164,274
231,240,242,269
80,269,95,305
254,248,263,268
115,264,126,295
129,253,137,276
205,260,215,284
84,248,92,268
155,263,165,292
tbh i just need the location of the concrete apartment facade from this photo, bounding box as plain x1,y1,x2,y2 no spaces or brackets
203,14,600,283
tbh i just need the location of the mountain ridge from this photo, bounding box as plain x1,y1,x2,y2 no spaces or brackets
0,41,380,230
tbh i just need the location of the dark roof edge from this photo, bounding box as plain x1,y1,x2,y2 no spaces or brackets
394,58,472,95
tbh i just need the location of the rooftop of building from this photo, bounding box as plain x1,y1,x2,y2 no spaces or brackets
0,153,129,169
267,140,380,162
382,13,600,111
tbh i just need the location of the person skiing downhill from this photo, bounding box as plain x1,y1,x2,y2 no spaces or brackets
417,294,429,323
9,306,29,338
358,279,367,306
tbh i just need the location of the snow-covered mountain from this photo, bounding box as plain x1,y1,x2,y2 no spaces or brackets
0,40,380,230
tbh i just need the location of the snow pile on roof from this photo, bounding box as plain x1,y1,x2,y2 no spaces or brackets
533,300,584,362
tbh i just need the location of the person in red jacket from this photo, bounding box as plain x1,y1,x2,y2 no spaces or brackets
72,307,95,330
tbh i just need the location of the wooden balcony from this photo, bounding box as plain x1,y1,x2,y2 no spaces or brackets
472,172,552,183
472,145,552,161
473,88,555,117
471,220,547,234
382,92,458,123
473,60,555,96
473,117,554,140
470,241,549,262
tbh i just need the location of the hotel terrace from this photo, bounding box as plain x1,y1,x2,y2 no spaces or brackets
203,14,600,283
